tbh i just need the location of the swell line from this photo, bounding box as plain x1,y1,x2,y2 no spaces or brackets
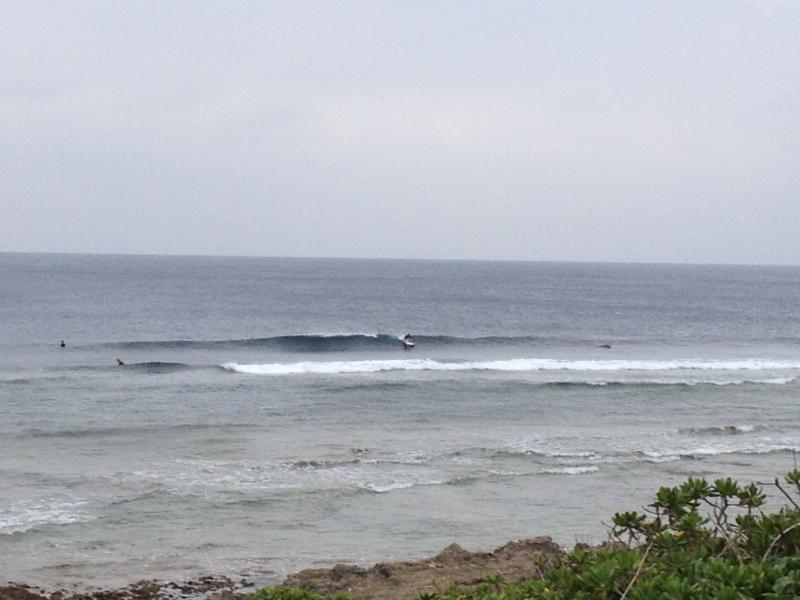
96,333,576,352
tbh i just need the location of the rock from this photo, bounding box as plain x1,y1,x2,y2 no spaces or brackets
207,591,243,600
281,537,565,600
0,585,49,600
433,544,467,564
372,564,392,579
330,564,366,581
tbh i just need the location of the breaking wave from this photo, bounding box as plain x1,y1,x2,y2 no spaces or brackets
219,358,800,376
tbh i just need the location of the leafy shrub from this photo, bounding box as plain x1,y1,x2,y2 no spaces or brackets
251,587,354,600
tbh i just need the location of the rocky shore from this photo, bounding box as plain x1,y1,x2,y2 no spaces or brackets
0,575,249,600
0,537,565,600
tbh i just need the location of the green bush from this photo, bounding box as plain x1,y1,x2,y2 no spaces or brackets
251,587,354,600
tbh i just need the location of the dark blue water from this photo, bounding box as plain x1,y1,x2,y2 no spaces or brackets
1,254,799,588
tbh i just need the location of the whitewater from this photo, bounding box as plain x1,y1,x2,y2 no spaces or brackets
220,356,800,375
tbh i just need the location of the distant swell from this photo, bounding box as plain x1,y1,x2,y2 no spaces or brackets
122,361,194,373
106,334,405,351
101,333,575,352
512,377,796,389
9,362,199,378
219,358,800,376
22,422,258,439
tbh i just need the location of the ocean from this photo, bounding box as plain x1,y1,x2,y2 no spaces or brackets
1,253,799,589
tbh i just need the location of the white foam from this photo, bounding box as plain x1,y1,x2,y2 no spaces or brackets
361,479,447,493
0,498,93,535
127,457,452,498
504,444,602,460
673,377,797,386
541,466,599,475
630,377,796,386
541,377,795,386
504,429,800,467
642,455,681,463
363,482,415,493
757,377,797,385
220,358,800,376
641,440,799,459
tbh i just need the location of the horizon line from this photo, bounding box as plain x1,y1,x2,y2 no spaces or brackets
0,249,797,269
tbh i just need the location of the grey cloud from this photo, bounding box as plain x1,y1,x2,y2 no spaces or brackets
1,1,799,263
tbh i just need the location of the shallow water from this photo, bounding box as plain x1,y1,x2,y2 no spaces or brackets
1,254,799,588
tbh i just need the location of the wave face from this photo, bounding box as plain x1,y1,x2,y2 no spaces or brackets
219,357,800,376
101,333,579,352
122,361,194,373
107,333,402,351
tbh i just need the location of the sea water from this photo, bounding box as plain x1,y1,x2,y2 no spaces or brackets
1,254,799,588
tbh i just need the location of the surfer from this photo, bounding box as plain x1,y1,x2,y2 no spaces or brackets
116,358,125,366
60,340,66,348
402,333,414,348
599,343,612,349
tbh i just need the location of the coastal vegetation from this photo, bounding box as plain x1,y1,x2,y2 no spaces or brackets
252,471,800,600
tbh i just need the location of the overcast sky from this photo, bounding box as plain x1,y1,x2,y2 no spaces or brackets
1,1,798,264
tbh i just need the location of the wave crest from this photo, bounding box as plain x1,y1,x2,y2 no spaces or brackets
99,333,609,352
219,358,800,376
106,334,410,352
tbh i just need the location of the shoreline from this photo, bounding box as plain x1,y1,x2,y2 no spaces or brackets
0,537,565,600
